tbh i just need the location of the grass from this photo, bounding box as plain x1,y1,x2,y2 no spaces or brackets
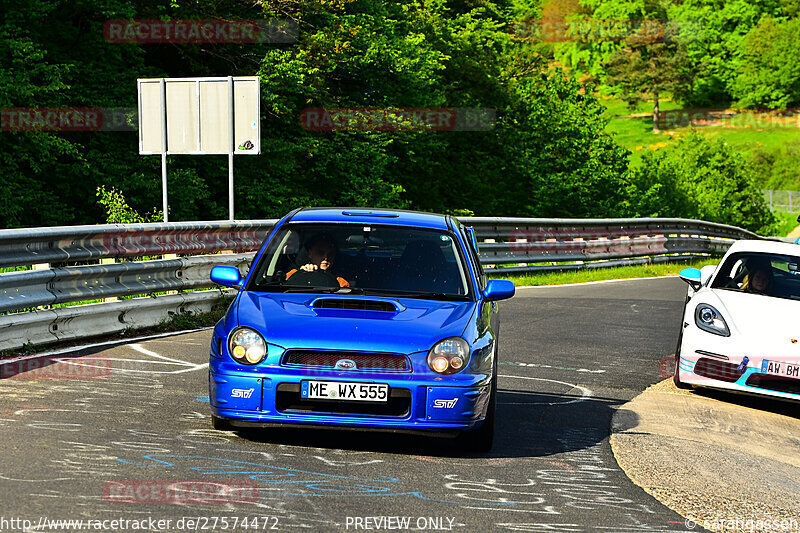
601,95,800,165
772,210,799,238
492,257,719,286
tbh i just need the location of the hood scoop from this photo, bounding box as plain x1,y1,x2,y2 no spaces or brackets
311,298,400,312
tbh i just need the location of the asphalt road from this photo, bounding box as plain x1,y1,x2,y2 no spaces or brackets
0,277,701,533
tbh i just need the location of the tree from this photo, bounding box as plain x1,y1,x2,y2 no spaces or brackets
732,17,800,110
603,3,692,132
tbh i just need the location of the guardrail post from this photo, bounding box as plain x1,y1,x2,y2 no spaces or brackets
101,258,117,302
163,253,178,295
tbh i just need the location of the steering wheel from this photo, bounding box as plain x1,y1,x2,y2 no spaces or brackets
284,268,340,288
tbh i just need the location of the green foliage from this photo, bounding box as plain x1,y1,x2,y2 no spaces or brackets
669,0,783,106
771,210,798,238
732,17,800,109
97,186,163,224
3,0,792,232
748,141,800,190
554,0,793,106
626,133,776,234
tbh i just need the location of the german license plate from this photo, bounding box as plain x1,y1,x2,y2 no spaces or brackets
761,360,800,378
301,381,389,402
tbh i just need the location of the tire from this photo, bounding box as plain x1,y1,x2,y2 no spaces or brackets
459,370,497,453
673,329,692,390
212,415,232,431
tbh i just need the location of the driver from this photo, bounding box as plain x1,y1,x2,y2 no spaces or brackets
742,266,772,294
285,234,350,288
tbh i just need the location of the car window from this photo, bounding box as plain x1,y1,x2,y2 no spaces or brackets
249,223,471,299
711,251,800,300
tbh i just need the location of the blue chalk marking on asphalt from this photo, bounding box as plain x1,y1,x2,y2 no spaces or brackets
113,454,516,506
194,396,209,402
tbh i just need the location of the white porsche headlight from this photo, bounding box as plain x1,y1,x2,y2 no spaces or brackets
695,304,730,337
228,327,267,364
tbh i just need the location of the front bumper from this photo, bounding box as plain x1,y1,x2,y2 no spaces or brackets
678,330,800,402
208,357,492,432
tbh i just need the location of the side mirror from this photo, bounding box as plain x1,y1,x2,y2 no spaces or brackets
679,268,702,291
484,279,515,301
210,265,242,288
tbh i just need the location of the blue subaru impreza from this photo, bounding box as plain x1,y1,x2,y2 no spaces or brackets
208,208,514,451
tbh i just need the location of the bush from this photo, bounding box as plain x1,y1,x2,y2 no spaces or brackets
748,141,800,191
626,134,776,234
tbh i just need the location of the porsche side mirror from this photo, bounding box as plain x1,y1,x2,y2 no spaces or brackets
679,268,702,291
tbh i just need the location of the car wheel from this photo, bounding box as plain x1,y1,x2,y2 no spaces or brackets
673,329,692,390
212,415,232,431
459,370,497,453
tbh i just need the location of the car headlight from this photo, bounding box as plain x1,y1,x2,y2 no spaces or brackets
427,337,470,374
228,327,267,364
695,304,730,337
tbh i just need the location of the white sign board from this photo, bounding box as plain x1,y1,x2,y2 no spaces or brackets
137,76,260,155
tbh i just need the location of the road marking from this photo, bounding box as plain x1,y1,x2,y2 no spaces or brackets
130,344,198,366
501,361,605,374
498,375,592,405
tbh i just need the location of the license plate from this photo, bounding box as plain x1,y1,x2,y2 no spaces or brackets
761,360,800,378
300,381,389,402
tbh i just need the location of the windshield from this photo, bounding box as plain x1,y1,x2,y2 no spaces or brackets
248,224,471,299
711,252,800,301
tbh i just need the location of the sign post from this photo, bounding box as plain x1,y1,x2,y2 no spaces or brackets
137,76,260,221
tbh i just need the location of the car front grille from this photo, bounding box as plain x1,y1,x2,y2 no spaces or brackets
693,357,744,383
281,350,410,371
275,383,411,417
745,374,800,395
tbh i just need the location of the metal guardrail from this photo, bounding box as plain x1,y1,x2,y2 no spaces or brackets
0,216,762,352
462,217,760,272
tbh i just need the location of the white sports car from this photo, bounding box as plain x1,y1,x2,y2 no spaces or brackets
675,240,800,402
